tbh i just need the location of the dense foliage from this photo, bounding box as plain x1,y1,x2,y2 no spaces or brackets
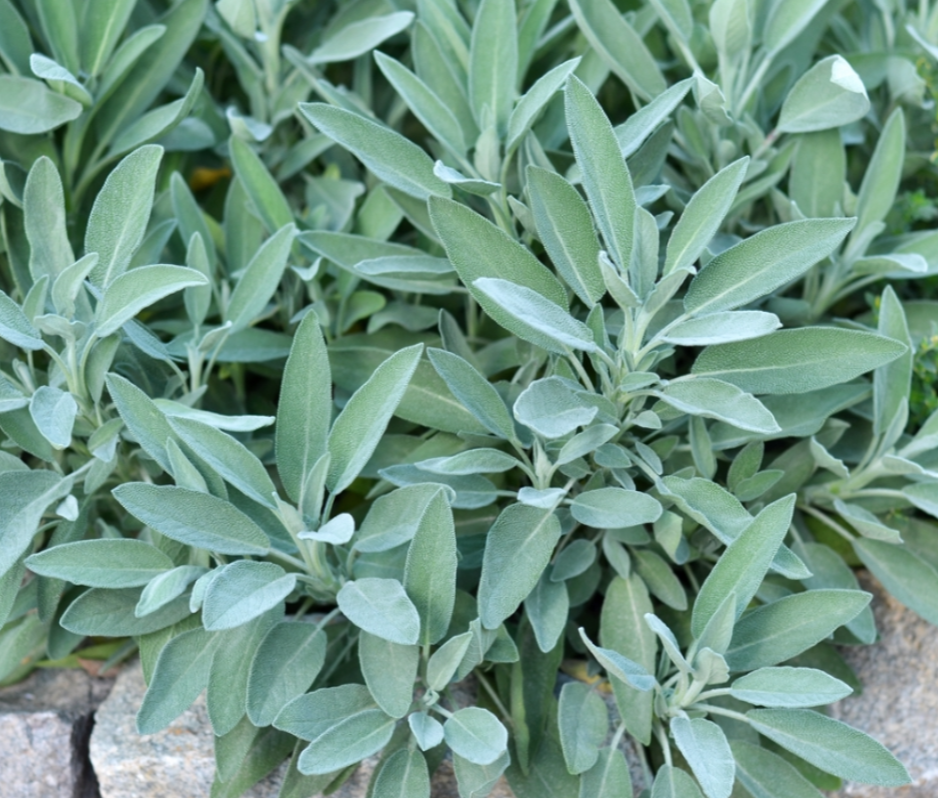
2,0,938,796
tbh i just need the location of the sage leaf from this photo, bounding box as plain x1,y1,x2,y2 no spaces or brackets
454,750,510,798
579,628,656,692
112,483,270,555
247,622,327,727
299,103,450,201
650,765,705,798
684,219,855,316
29,385,77,449
474,277,598,353
726,589,871,671
790,128,845,218
337,578,421,645
0,75,82,134
94,265,207,338
507,58,581,153
359,631,418,718
355,483,448,553
691,495,795,637
763,0,828,52
0,469,71,577
229,134,293,233
409,711,445,751
168,416,278,509
327,343,422,493
202,561,296,631
670,717,734,798
854,537,938,626
660,311,781,346
309,12,414,64
524,572,569,653
778,56,870,133
274,684,376,741
514,377,598,438
578,747,632,798
296,708,395,775
416,449,518,476
26,539,172,588
478,503,562,629
429,196,568,324
24,156,74,282
86,145,163,286
299,513,354,545
852,108,905,247
224,224,296,332
566,75,636,276
527,165,604,306
659,379,780,434
469,0,517,135
568,0,666,100
404,488,457,645
747,709,910,785
730,666,852,707
426,631,473,691
692,329,907,394
137,627,220,733
601,574,656,744
0,291,44,351
557,681,608,774
106,374,177,473
374,52,466,157
571,488,663,529
62,586,191,637
136,565,207,617
730,739,830,798
664,158,748,276
371,748,430,798
444,707,508,765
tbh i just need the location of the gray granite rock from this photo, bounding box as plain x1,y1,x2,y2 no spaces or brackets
0,666,114,798
828,572,938,797
90,660,284,798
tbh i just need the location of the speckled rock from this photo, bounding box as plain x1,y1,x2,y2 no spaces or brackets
90,660,286,798
828,572,938,797
0,666,114,798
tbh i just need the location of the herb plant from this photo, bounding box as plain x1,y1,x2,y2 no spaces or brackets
1,2,938,798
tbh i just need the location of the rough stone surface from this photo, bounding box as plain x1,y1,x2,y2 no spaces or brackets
828,572,938,797
91,660,283,798
0,666,114,798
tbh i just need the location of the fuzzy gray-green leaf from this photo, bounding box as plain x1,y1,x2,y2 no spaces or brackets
527,165,604,306
327,343,422,493
747,709,909,786
404,488,457,645
691,495,795,637
337,578,421,645
112,483,270,555
557,681,608,774
299,103,450,201
670,717,734,798
684,219,855,316
692,329,907,394
202,561,295,631
247,622,327,727
95,265,207,338
478,503,562,629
